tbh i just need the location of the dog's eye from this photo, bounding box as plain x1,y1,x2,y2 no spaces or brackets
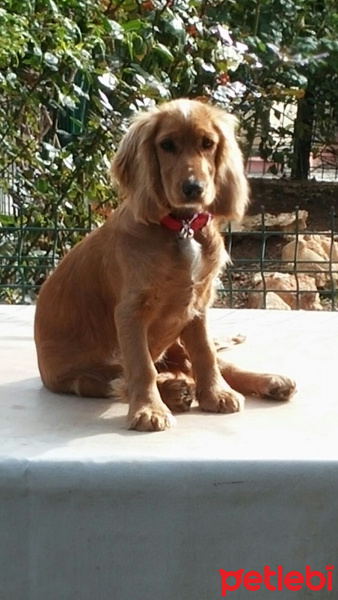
159,139,176,153
201,137,214,150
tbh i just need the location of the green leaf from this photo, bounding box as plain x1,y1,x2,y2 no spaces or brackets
153,43,174,63
43,52,59,67
164,15,186,44
58,92,77,109
98,72,118,90
98,90,113,111
122,20,145,32
103,18,124,39
47,0,59,16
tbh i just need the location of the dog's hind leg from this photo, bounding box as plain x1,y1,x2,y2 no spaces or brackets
155,342,194,412
159,341,296,404
156,374,194,413
46,364,123,398
217,359,296,402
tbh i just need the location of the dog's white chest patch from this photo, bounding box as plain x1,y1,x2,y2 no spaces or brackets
180,237,203,282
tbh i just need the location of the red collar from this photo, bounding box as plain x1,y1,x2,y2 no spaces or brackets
160,212,212,238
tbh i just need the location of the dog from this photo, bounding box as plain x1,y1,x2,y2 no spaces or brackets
34,99,296,431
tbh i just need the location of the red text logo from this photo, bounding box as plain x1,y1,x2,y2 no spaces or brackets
219,564,333,596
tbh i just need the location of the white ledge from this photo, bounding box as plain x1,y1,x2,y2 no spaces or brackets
0,306,337,463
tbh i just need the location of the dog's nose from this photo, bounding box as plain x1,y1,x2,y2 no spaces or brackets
182,179,204,200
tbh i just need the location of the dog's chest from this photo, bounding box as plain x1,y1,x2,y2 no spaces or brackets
178,237,203,282
147,234,225,357
175,230,227,284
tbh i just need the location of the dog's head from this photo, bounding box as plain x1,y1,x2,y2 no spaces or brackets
111,99,249,223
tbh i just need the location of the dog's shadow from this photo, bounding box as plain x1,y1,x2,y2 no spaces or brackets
1,375,287,454
0,377,143,447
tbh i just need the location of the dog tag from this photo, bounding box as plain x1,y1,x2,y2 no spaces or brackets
178,223,194,239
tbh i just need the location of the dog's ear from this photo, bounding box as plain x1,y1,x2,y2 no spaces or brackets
210,111,249,222
110,109,167,223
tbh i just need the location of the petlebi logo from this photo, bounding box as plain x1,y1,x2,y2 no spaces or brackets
219,564,333,596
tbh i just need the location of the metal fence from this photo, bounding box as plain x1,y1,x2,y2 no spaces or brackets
220,207,337,311
0,209,92,304
0,203,337,310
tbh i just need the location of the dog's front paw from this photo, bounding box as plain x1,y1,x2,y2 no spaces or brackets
258,375,296,401
127,405,176,432
198,387,245,414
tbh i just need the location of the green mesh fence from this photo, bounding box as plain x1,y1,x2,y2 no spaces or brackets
221,206,337,311
0,207,92,304
0,205,337,310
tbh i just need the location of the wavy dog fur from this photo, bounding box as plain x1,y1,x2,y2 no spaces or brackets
34,99,296,431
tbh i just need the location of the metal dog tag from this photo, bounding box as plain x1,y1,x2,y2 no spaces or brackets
178,223,194,239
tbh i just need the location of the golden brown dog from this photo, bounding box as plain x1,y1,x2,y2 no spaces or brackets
34,99,296,431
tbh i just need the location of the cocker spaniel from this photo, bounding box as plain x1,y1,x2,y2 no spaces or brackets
34,99,296,431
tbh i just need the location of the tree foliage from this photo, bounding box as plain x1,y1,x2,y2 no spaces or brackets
0,0,338,300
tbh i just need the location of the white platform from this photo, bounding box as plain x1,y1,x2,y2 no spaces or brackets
0,306,337,599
